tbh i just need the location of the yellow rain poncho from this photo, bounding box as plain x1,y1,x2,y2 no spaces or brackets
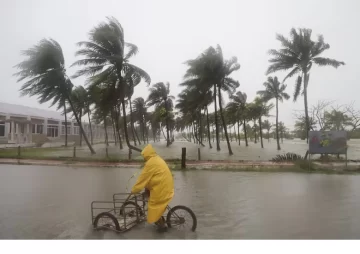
131,144,174,223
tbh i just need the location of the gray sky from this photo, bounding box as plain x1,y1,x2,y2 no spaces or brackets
1,0,358,129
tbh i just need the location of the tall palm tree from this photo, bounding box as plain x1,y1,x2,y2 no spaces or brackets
267,28,345,143
72,17,150,152
147,82,174,147
257,76,290,150
14,39,95,154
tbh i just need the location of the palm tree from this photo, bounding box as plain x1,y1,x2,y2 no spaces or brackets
14,39,95,154
147,82,174,147
324,110,352,131
228,91,248,146
278,122,287,143
72,17,150,152
262,120,273,142
257,76,290,150
182,45,240,155
133,97,148,143
249,97,274,148
67,86,89,146
267,28,345,143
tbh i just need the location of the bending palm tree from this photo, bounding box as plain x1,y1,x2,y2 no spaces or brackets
72,17,150,152
147,82,174,147
14,39,95,154
267,28,345,142
257,76,289,150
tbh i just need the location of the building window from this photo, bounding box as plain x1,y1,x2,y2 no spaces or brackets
32,124,43,134
0,122,5,137
47,125,59,137
37,125,43,134
61,126,71,135
73,126,79,135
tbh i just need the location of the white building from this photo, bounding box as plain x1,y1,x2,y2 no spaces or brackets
0,102,113,145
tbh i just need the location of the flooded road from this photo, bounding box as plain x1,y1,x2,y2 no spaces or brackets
1,164,360,239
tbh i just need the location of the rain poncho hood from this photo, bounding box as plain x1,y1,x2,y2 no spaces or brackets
131,144,174,223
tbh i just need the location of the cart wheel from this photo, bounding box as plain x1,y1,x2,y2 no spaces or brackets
166,205,197,232
93,212,120,231
120,201,144,218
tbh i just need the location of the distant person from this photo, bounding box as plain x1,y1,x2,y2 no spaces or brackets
131,144,174,231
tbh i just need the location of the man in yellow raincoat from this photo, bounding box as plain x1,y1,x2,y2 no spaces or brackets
131,144,174,230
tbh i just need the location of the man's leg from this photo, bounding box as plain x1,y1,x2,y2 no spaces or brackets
155,216,167,232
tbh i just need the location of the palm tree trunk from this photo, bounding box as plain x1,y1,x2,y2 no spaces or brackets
218,87,233,155
114,107,123,150
254,120,257,144
213,85,220,150
128,99,137,146
164,100,171,147
237,120,241,146
111,113,117,145
206,107,212,149
64,105,68,147
303,72,310,144
134,125,141,145
104,118,109,146
259,117,264,149
66,95,95,154
79,110,83,147
233,125,237,143
267,129,270,143
87,111,93,145
276,98,281,150
243,119,248,147
121,99,141,152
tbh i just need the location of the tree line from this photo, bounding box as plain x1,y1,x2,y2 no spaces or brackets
14,17,345,155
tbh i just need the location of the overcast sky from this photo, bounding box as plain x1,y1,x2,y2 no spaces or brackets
0,0,358,129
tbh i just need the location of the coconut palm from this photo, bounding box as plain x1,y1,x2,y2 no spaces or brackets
14,39,95,154
72,17,150,152
267,28,345,143
257,76,290,150
147,82,174,147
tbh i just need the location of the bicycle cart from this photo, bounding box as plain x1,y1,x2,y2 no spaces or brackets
91,193,197,233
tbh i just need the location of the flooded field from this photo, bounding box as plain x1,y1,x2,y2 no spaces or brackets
44,139,360,161
1,164,360,239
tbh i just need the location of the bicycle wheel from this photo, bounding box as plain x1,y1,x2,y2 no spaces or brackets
93,212,120,231
120,201,145,218
166,205,197,232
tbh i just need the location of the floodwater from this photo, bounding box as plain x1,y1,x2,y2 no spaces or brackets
1,165,360,239
47,139,360,161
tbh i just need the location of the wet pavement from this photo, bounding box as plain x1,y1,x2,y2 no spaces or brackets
1,164,360,239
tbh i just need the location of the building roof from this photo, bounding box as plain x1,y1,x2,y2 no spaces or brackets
0,101,64,120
